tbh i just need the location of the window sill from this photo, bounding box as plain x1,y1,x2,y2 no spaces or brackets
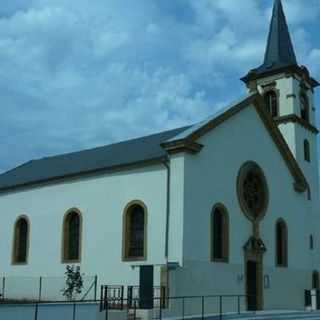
211,258,229,263
11,262,28,266
122,257,147,262
61,259,81,264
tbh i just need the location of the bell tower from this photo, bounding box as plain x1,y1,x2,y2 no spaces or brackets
241,0,319,198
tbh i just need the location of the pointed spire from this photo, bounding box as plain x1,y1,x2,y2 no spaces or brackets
263,0,297,68
240,0,320,86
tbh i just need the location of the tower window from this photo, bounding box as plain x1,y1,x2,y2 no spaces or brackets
300,93,309,122
304,139,310,162
264,91,278,118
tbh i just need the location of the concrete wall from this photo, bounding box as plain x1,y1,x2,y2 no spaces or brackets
0,303,101,320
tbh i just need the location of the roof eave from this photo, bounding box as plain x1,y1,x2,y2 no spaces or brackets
0,156,168,194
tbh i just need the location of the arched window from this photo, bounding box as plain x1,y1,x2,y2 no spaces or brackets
304,139,310,162
264,91,278,118
313,271,320,289
300,93,309,122
62,210,82,262
12,216,29,264
211,205,229,262
123,202,147,260
275,219,288,267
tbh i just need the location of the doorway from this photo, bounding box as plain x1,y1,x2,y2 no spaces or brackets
246,260,258,311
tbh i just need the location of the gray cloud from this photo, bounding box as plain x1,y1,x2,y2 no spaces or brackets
0,0,319,173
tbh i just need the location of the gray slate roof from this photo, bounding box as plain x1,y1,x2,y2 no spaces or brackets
0,126,190,191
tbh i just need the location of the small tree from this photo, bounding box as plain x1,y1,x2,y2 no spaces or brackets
62,265,84,301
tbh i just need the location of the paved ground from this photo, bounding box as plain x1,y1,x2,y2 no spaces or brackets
218,311,320,320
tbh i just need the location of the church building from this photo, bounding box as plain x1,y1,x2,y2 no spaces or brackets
0,0,319,312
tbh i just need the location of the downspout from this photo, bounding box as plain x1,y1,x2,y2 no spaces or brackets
162,157,171,299
162,157,170,261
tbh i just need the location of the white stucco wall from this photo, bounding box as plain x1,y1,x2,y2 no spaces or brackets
0,164,170,298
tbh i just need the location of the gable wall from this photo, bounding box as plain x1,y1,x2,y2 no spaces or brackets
168,105,315,308
183,105,311,267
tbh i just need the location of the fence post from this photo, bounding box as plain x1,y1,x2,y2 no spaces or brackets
219,296,222,320
134,299,137,320
159,295,162,320
120,285,124,310
38,277,42,302
94,275,98,301
104,286,108,310
2,277,5,299
238,296,241,314
182,297,185,320
105,299,108,320
34,303,39,320
201,296,204,320
73,302,76,320
100,286,103,311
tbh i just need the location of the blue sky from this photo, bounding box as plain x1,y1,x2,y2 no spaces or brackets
0,0,319,173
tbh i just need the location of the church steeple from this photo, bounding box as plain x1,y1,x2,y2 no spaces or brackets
263,0,297,69
240,0,319,202
241,0,318,88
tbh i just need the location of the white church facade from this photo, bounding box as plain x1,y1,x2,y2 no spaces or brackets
0,0,319,312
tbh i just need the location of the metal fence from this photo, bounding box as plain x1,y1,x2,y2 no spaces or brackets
101,295,251,320
0,275,98,302
0,295,252,320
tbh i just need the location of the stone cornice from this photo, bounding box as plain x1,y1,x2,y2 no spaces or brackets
161,141,203,155
274,115,319,134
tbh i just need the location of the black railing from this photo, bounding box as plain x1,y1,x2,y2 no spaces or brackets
100,285,124,311
127,285,167,308
100,285,167,311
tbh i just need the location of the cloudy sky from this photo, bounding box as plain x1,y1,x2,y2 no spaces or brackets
0,0,319,173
